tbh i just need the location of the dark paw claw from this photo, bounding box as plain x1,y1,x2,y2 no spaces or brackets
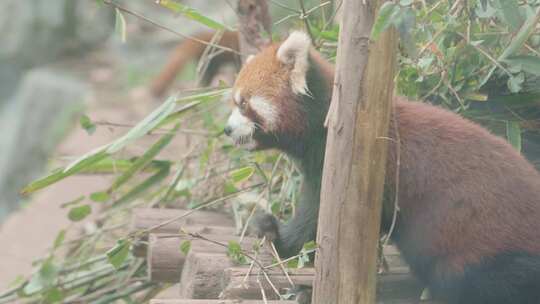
252,212,280,241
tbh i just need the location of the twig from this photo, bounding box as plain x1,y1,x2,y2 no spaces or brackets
263,248,316,269
257,271,270,304
133,182,265,237
102,0,240,55
298,0,315,42
269,241,295,287
185,231,268,270
243,236,264,284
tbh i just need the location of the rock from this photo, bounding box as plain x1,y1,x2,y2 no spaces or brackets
0,68,88,221
0,0,113,100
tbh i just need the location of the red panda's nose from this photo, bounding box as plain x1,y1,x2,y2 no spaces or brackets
224,126,232,136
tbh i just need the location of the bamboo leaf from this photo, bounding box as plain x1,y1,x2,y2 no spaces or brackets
80,114,96,135
21,149,108,194
501,8,540,59
107,96,177,153
64,145,110,173
371,2,399,40
506,121,522,152
180,240,191,255
495,0,524,31
106,240,131,269
112,165,171,207
53,230,66,250
229,166,255,184
90,191,110,203
68,205,92,222
115,8,127,43
111,124,179,191
503,55,540,76
227,240,247,264
157,0,227,30
479,8,540,87
23,259,59,295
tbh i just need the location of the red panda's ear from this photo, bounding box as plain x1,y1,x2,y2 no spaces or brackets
277,31,311,95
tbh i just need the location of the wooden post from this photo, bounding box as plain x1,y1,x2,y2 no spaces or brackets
313,0,398,303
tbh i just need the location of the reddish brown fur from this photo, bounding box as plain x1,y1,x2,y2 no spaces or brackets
386,98,540,275
235,44,307,138
150,30,239,97
232,34,540,303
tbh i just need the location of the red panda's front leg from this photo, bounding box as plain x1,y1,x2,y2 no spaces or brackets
254,177,321,259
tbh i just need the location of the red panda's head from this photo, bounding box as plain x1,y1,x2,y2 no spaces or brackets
224,31,332,156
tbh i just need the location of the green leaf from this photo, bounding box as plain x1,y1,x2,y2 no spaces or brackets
229,166,255,184
507,72,525,93
44,287,64,303
180,240,191,255
21,148,109,195
60,196,85,208
115,8,127,43
503,55,540,76
287,259,299,268
111,124,179,191
506,121,522,152
227,240,247,264
107,96,177,153
480,9,540,87
157,0,227,30
223,182,238,194
90,191,110,203
23,259,59,295
68,205,92,222
270,201,281,215
395,7,417,58
79,114,96,135
371,2,400,40
64,146,110,173
106,240,131,269
53,230,66,250
112,165,170,207
495,0,523,31
302,241,317,251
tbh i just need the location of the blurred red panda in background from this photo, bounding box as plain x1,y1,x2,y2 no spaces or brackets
149,30,240,98
224,31,540,304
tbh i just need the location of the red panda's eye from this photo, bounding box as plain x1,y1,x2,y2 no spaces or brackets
240,99,247,110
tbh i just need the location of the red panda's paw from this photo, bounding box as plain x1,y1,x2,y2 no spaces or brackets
292,285,312,304
252,212,280,242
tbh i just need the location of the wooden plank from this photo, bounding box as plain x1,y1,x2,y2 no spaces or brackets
148,233,264,283
221,267,423,302
131,208,234,234
134,225,237,257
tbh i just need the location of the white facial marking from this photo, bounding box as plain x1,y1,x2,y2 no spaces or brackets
250,96,278,130
277,31,311,95
226,108,255,146
233,89,242,105
246,55,255,63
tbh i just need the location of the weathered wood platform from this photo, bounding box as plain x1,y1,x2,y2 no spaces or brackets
132,208,426,303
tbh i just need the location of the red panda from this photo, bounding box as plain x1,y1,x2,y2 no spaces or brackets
223,31,540,304
149,30,240,97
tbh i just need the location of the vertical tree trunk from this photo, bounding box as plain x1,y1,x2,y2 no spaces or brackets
236,0,272,61
313,0,398,303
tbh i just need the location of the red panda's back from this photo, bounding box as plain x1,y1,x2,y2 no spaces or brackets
389,98,540,274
